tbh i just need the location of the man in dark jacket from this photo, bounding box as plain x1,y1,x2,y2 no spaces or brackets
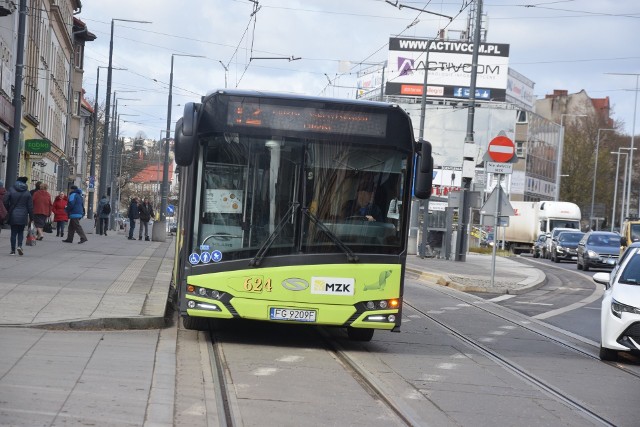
128,197,140,240
96,195,110,236
62,185,87,244
3,176,33,255
137,198,154,241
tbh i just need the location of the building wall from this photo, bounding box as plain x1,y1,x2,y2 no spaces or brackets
19,0,82,192
0,3,17,183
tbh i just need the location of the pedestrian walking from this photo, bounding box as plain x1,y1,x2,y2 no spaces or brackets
52,192,68,237
0,179,7,235
62,185,87,244
138,198,154,241
127,197,140,240
3,176,33,255
96,195,110,236
30,181,41,196
32,183,53,240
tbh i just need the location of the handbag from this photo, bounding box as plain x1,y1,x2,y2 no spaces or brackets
26,227,37,246
43,221,53,233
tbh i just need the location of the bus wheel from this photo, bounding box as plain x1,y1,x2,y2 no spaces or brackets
183,315,207,331
347,327,374,342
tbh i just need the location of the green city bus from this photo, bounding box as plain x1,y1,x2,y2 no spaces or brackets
171,89,432,341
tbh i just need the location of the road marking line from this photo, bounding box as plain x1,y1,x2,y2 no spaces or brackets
515,301,554,306
533,285,604,319
488,294,517,302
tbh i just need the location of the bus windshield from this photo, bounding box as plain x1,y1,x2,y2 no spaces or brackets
193,133,408,261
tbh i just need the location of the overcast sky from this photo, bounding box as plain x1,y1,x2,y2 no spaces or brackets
77,0,640,140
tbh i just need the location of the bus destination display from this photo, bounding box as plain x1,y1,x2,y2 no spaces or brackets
227,100,387,137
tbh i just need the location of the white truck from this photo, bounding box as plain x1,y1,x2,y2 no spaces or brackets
501,201,581,254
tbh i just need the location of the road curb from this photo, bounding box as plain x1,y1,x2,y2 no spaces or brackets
407,266,547,295
0,315,171,331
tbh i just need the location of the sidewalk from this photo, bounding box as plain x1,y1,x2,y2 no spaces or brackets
0,217,544,330
406,251,546,295
0,219,174,329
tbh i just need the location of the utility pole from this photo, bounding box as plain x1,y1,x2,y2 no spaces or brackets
455,0,482,262
5,0,27,189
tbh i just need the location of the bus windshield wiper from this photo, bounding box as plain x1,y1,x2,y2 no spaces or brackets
301,207,359,263
249,202,299,267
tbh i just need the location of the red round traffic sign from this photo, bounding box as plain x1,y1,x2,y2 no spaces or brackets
487,135,515,163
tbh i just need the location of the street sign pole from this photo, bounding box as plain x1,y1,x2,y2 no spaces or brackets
490,174,502,288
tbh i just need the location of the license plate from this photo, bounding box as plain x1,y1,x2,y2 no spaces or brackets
606,259,616,265
270,308,317,322
571,256,577,260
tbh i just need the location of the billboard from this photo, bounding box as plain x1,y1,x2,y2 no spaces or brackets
401,103,516,170
386,38,510,101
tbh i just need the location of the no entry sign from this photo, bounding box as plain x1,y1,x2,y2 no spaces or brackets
487,136,515,163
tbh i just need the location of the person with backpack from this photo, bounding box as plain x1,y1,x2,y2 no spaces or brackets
137,198,154,241
96,195,111,236
62,185,87,244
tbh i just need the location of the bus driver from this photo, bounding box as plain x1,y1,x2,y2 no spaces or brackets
341,180,383,222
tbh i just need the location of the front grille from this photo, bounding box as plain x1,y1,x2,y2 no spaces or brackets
622,322,640,340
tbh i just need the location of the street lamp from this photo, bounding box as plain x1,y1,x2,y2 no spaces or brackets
98,18,151,206
611,147,637,230
106,111,139,232
153,53,205,242
88,66,126,217
218,61,228,88
157,130,171,209
606,73,639,218
590,128,615,229
556,113,588,201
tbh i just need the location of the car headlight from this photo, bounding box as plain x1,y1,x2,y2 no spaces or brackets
587,250,599,258
611,298,640,318
556,245,564,252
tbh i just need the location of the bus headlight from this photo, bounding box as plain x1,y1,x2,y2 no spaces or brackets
361,299,400,311
187,300,196,309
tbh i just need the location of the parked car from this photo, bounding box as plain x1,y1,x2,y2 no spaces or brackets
576,231,621,271
532,233,547,258
592,242,640,361
544,227,576,259
549,231,584,263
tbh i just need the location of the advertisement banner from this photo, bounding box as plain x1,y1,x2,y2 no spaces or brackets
386,38,510,100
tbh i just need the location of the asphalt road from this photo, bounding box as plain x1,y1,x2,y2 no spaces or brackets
470,254,605,343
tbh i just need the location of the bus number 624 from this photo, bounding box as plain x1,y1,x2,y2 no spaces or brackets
243,277,273,292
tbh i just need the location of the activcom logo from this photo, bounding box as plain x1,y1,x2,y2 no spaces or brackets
397,57,415,76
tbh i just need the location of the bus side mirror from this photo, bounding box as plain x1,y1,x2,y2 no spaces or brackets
621,237,628,247
174,103,199,167
414,139,433,200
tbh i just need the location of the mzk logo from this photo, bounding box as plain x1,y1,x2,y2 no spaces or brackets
311,277,355,296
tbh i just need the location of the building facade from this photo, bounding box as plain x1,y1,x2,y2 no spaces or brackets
1,0,93,194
